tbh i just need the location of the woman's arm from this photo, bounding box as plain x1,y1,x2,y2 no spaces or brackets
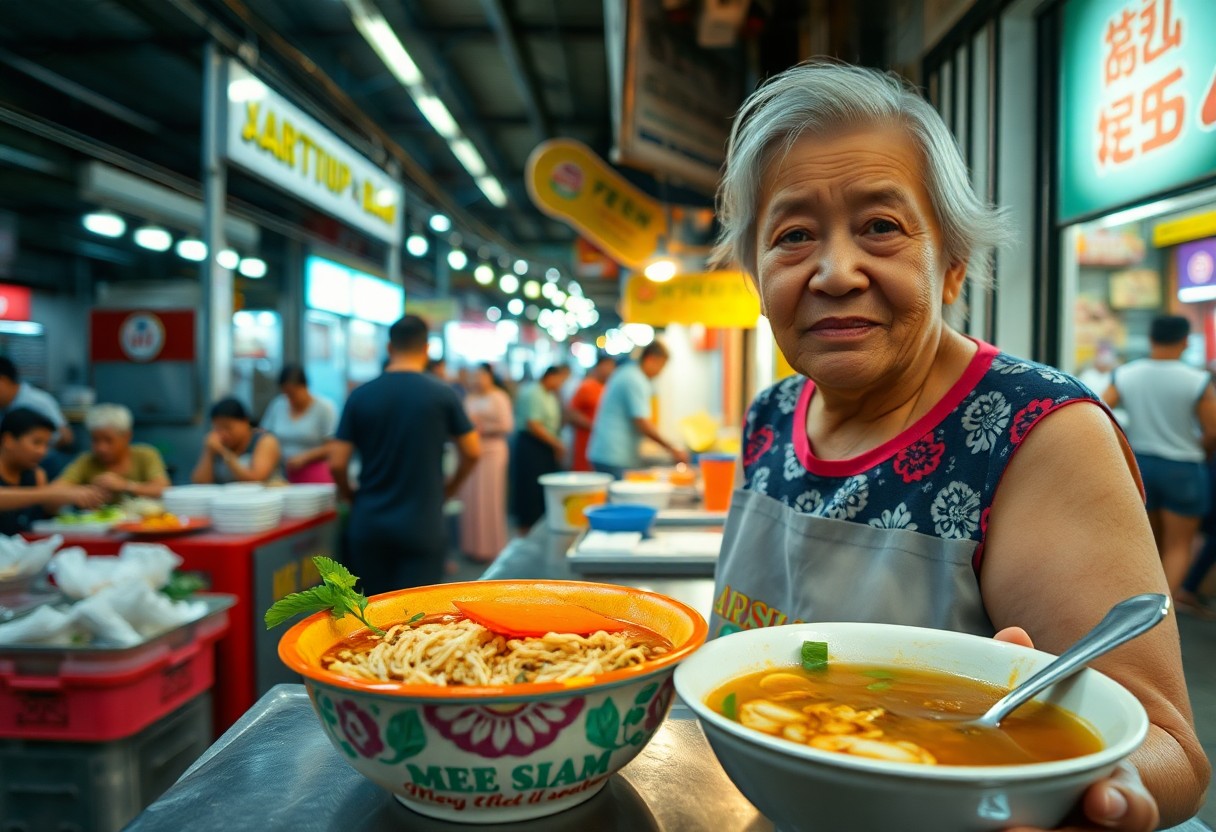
982,403,1208,829
526,419,564,454
191,440,216,484
222,433,282,482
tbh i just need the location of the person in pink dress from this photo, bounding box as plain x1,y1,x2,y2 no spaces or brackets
459,364,514,562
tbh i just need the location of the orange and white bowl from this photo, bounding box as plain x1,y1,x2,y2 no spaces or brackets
278,580,707,824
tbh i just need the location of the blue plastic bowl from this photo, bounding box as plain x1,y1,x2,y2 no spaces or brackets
583,503,659,534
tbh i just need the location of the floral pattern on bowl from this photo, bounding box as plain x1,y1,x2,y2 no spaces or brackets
424,698,586,758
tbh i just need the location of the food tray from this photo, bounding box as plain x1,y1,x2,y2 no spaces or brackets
0,594,234,741
122,685,772,831
565,529,722,575
656,508,727,526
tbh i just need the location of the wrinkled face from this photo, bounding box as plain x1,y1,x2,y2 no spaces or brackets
90,427,131,466
212,416,251,451
2,427,51,470
753,124,965,392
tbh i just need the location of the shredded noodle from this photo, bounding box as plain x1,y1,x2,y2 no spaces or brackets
323,618,668,685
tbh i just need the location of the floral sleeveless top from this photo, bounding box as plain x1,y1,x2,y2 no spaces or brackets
740,341,1105,571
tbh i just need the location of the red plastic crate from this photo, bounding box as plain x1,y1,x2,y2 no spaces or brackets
0,603,229,742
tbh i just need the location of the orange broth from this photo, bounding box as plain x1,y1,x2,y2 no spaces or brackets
707,664,1102,766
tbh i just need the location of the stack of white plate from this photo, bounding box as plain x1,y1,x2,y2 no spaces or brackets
210,490,284,534
162,485,225,519
281,484,337,518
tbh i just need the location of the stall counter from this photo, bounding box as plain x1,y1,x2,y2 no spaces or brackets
480,523,719,629
27,511,340,733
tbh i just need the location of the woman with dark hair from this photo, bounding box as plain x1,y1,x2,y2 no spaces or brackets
260,364,338,483
459,363,514,561
510,364,570,533
192,397,282,484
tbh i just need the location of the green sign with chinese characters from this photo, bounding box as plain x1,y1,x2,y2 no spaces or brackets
1058,0,1216,222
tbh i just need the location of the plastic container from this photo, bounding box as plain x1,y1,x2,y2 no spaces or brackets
584,504,659,534
0,692,212,832
698,453,738,513
0,595,231,742
608,480,675,510
538,472,613,532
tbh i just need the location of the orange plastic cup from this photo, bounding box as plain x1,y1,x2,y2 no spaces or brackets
699,453,737,513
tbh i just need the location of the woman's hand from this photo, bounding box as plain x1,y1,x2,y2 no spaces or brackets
55,484,106,509
285,453,306,473
993,629,1161,832
92,472,129,494
204,431,226,456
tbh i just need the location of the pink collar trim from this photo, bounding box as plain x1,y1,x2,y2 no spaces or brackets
792,339,999,477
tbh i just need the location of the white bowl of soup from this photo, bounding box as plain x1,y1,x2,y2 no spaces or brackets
279,580,707,824
673,622,1149,832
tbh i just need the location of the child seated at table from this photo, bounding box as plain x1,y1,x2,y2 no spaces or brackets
0,408,105,535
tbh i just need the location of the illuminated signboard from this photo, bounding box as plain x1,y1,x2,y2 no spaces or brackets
225,60,404,244
1058,0,1216,221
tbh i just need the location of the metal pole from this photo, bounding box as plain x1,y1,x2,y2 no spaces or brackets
201,41,233,406
386,160,403,289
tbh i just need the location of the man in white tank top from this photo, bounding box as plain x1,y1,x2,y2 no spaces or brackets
1104,315,1216,599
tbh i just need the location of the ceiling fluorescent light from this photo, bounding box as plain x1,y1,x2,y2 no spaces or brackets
82,211,126,238
352,12,423,88
238,257,268,278
133,225,172,252
414,94,458,138
449,139,487,178
476,176,508,207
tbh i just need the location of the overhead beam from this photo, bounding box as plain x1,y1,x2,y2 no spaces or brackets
479,0,552,142
0,47,163,134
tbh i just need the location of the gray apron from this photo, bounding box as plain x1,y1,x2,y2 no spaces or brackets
711,487,993,638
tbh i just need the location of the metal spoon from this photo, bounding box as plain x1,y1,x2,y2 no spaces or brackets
966,593,1171,730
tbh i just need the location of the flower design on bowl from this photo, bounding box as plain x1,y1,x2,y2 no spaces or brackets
336,699,385,758
424,698,585,758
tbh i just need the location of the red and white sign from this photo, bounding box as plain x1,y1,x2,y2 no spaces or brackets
91,310,195,363
119,313,166,362
0,284,32,321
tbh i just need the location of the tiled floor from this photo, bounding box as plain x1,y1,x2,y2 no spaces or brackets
1179,613,1216,824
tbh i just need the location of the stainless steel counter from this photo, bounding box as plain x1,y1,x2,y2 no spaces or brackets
479,524,719,623
124,685,771,832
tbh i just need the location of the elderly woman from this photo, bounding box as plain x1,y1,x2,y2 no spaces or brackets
191,397,282,484
712,63,1206,831
54,404,169,498
260,365,337,484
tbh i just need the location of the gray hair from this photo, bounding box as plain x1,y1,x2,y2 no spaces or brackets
86,403,133,434
712,61,1011,320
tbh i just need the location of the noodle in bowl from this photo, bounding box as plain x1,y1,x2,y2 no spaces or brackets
278,580,707,824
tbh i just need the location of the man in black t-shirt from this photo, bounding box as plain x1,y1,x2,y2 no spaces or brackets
330,316,481,594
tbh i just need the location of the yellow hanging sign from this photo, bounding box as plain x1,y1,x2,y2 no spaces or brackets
622,271,761,329
526,139,666,269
